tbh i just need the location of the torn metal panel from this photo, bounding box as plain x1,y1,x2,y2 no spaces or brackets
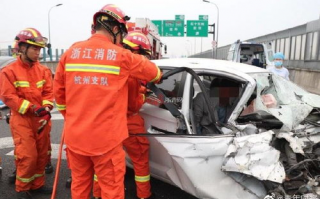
276,132,305,154
271,75,320,108
301,93,320,107
235,124,259,136
222,131,286,183
268,104,312,131
152,136,264,199
249,74,320,131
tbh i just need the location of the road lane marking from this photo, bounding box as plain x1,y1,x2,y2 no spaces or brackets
0,137,13,149
0,137,66,160
5,143,67,160
51,108,64,120
51,114,64,120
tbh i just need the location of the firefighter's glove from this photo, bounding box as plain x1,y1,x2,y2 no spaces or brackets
32,105,51,117
38,113,51,134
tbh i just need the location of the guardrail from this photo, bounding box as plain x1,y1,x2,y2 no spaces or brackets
2,46,65,62
289,68,320,95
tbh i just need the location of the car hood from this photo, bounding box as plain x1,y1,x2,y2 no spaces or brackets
249,73,320,131
221,74,320,197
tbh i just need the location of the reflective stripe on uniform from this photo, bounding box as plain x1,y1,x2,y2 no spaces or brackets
66,64,120,75
56,103,66,111
93,174,98,182
36,80,46,88
34,173,44,178
18,100,30,114
16,172,44,183
14,81,30,88
42,100,53,106
150,67,161,83
17,175,35,183
135,174,150,183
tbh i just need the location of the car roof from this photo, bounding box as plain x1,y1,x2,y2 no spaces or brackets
152,58,269,75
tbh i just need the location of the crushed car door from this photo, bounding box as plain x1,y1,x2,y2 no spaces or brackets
138,67,266,199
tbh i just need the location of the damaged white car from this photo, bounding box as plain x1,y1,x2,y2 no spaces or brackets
125,58,320,199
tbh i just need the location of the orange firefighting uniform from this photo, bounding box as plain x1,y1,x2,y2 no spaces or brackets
93,78,151,198
0,56,53,192
53,33,161,199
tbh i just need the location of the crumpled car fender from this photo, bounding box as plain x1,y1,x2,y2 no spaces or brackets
222,130,286,183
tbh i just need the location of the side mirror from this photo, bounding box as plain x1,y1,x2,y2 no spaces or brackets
164,45,167,54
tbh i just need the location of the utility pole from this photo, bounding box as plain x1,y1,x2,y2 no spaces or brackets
203,0,219,59
208,23,215,58
48,3,63,61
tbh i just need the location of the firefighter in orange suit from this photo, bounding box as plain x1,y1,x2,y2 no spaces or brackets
6,40,54,187
93,31,155,199
0,28,53,199
53,4,161,199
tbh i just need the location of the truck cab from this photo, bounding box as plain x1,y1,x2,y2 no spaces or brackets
227,41,274,69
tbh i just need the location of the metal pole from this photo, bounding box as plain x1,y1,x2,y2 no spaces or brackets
48,4,62,61
212,26,215,58
203,0,219,59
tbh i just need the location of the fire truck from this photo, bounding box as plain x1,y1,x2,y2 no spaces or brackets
127,18,166,60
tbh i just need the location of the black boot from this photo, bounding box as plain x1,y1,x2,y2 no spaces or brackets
16,191,33,199
30,185,53,194
8,170,16,184
45,162,54,174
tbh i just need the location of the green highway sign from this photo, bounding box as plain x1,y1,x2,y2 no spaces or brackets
163,20,184,37
151,20,163,36
175,15,185,21
199,15,209,21
186,20,208,37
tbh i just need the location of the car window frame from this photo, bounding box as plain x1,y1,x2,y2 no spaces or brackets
143,67,224,136
190,72,248,128
148,66,187,110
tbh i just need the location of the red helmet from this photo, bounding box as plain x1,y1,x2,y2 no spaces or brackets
15,28,47,48
93,4,130,32
93,4,129,26
123,31,151,55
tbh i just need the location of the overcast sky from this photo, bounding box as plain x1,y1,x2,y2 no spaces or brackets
1,0,320,58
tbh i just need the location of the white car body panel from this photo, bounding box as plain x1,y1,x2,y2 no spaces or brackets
144,134,265,199
125,58,320,199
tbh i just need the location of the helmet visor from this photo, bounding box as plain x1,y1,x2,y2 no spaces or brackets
27,36,48,48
